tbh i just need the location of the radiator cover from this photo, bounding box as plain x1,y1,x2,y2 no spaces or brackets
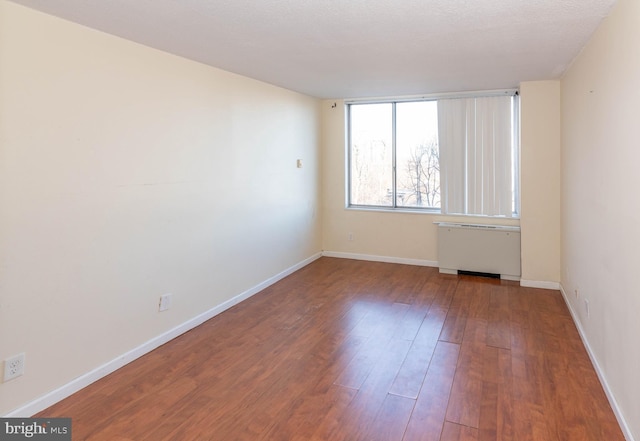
436,222,521,280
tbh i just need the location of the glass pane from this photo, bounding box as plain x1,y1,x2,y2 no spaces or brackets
350,103,393,206
395,101,440,208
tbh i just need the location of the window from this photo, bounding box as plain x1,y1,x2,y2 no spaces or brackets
348,91,519,217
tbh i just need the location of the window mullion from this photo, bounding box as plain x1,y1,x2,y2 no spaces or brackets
391,102,397,208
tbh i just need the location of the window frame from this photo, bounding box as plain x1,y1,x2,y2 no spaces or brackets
346,89,520,217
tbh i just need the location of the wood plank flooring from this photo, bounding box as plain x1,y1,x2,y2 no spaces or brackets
36,257,624,440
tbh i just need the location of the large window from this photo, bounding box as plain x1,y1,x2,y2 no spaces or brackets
348,92,519,217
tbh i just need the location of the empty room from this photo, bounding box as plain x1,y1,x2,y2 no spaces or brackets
1,0,638,440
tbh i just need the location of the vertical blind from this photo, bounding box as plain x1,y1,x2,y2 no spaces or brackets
438,95,515,217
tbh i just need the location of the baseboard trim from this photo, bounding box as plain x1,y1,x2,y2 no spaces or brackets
5,252,323,418
559,284,635,441
322,251,438,268
519,279,561,290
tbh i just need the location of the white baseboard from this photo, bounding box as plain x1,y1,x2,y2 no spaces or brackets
559,285,635,441
5,252,322,418
322,251,438,268
519,279,561,290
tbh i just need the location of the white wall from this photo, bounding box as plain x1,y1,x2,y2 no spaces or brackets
0,1,321,415
519,81,562,286
561,0,640,438
321,100,445,265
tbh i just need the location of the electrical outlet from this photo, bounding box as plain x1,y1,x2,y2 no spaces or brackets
574,288,579,298
159,294,172,312
4,353,25,382
348,232,354,241
584,299,590,318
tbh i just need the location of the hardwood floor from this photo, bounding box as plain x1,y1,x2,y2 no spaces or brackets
37,258,624,440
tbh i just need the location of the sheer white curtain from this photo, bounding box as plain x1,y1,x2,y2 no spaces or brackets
437,95,514,217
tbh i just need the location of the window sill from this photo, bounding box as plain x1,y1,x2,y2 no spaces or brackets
345,205,521,222
346,205,440,215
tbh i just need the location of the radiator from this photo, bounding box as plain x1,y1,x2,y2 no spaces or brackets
436,222,521,280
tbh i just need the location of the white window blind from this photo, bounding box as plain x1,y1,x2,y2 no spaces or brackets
437,95,515,217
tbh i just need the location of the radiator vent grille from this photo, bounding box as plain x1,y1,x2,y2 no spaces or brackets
436,222,521,280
